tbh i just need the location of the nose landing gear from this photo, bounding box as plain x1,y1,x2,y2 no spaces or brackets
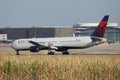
16,50,20,55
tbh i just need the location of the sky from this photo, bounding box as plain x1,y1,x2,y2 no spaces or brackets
0,0,120,27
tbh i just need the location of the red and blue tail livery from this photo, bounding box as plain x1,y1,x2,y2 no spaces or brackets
91,15,109,38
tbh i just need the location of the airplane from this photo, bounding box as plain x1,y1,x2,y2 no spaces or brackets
11,15,109,55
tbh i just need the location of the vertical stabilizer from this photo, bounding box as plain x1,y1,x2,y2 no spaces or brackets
91,15,109,37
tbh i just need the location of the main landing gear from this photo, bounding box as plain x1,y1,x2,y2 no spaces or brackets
62,51,69,55
48,51,54,55
48,50,69,55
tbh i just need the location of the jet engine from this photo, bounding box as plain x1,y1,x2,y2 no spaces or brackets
30,46,39,52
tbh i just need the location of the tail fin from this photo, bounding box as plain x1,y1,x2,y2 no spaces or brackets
91,15,109,38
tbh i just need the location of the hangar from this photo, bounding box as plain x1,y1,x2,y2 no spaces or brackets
0,26,73,40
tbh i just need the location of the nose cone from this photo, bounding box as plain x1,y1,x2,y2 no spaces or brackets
11,40,18,50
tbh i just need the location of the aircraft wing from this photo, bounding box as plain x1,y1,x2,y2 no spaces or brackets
29,40,58,49
29,41,41,46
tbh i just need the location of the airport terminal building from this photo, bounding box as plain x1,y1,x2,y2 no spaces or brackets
73,23,120,43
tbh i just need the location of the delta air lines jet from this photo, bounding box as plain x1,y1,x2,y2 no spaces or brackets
11,15,109,55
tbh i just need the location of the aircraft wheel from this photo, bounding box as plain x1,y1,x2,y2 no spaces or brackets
48,51,54,55
63,52,69,55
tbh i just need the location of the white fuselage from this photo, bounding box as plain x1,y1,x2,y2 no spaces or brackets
11,37,94,50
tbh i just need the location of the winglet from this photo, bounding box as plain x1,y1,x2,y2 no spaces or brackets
91,15,109,38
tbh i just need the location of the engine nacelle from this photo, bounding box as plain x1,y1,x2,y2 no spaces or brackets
55,47,67,52
30,46,39,52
